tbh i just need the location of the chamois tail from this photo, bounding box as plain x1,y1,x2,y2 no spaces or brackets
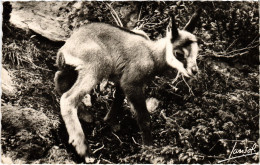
54,52,78,95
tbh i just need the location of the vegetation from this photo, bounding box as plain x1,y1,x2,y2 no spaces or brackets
1,1,259,164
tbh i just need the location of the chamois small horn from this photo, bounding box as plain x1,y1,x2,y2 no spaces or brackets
184,8,202,32
170,16,179,42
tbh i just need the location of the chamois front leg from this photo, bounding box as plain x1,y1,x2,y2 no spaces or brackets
60,70,97,162
104,84,125,123
121,82,152,145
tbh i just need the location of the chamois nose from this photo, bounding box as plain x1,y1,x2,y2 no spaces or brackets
192,69,198,75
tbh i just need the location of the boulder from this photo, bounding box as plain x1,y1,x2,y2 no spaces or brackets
1,67,16,96
10,1,71,41
1,105,55,162
9,2,140,42
146,97,160,114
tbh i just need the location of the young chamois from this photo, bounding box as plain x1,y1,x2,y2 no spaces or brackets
54,10,201,162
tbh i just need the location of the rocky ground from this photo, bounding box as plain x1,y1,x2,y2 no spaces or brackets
1,11,259,164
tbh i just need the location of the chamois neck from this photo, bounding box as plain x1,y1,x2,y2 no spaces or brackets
150,37,168,71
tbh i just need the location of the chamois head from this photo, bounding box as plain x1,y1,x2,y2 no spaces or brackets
166,9,201,77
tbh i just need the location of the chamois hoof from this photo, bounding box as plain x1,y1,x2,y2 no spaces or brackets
68,133,89,157
85,156,95,163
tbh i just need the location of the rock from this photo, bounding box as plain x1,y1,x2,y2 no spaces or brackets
1,105,54,162
146,98,160,114
1,67,16,96
30,146,75,164
1,155,14,164
10,2,71,41
9,2,140,42
1,154,26,164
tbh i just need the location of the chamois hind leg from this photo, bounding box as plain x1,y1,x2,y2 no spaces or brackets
60,69,98,160
54,69,78,95
120,80,152,145
104,84,125,123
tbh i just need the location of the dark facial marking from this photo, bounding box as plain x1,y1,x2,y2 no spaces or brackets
174,39,197,68
175,52,187,68
181,40,194,48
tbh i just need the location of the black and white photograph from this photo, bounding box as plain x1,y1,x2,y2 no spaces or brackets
1,1,259,164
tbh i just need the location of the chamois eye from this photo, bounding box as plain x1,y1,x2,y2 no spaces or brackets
175,51,187,68
175,52,185,62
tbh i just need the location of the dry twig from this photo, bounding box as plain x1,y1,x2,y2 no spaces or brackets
160,109,170,121
93,144,105,154
205,39,258,58
182,75,195,96
112,132,123,145
105,3,123,27
171,71,180,85
132,137,141,145
101,158,114,164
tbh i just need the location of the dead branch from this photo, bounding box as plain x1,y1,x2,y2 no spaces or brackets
112,132,123,145
171,71,180,85
225,39,238,52
205,40,258,58
210,50,249,58
93,144,105,154
132,137,141,145
105,3,123,27
111,13,120,27
101,158,114,164
137,4,143,21
160,110,180,128
182,75,195,96
160,109,170,121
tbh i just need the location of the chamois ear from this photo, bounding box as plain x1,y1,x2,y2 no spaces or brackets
184,8,202,32
170,16,179,42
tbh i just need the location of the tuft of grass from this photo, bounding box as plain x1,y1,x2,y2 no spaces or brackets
2,39,41,68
